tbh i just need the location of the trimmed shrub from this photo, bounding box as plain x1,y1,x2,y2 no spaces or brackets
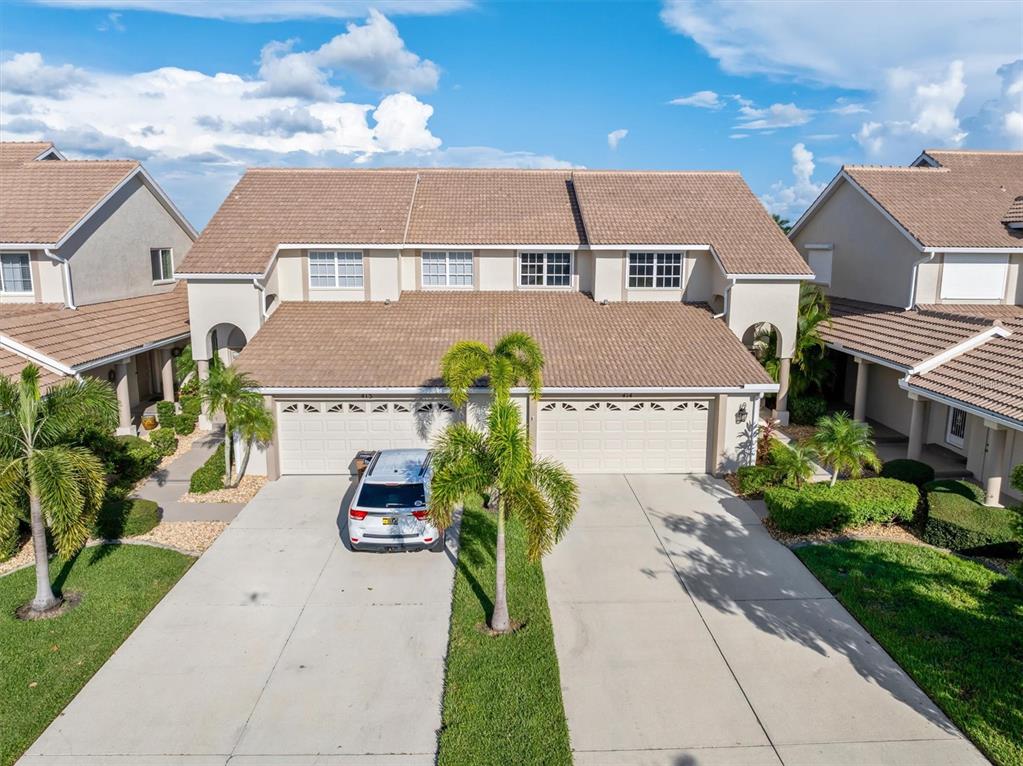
0,513,24,562
737,465,777,497
922,479,1021,553
150,427,178,457
93,498,161,539
174,413,198,436
179,375,200,396
880,458,936,488
789,395,828,426
116,435,161,485
156,400,176,427
189,444,225,494
1011,463,1023,496
766,478,918,534
180,394,201,419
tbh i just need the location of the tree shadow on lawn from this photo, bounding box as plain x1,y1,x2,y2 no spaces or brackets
453,505,497,622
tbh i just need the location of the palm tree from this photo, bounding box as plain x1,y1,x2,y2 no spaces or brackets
771,441,818,490
232,398,275,484
0,366,116,614
429,398,577,633
772,213,792,234
440,331,544,407
201,365,261,486
759,283,833,399
813,411,881,487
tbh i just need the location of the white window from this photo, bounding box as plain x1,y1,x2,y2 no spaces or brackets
422,251,473,287
628,252,682,288
805,244,833,286
150,248,174,282
0,253,32,293
519,252,571,287
309,250,363,289
940,253,1009,301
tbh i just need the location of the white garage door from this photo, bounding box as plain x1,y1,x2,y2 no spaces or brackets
537,399,711,474
278,400,455,474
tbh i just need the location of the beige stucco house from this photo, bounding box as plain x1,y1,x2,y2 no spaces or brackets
791,149,1023,504
0,141,197,432
179,168,813,479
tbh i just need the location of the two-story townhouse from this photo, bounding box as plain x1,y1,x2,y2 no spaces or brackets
0,141,197,433
790,149,1023,504
179,168,812,480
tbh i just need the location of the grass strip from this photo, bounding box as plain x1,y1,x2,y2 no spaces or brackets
0,544,193,766
796,540,1023,766
437,503,572,765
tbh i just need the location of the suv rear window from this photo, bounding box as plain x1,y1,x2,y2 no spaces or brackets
357,482,426,509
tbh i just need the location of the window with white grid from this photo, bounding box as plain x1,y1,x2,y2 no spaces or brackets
0,253,32,293
628,252,682,288
308,251,363,289
519,252,571,287
422,251,473,287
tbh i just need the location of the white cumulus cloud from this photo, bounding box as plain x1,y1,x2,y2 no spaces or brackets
607,128,628,150
760,142,826,217
736,102,813,130
0,52,89,98
669,90,724,109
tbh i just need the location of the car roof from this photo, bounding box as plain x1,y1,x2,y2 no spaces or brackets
365,449,430,484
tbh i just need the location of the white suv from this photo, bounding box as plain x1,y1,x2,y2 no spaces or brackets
347,449,444,552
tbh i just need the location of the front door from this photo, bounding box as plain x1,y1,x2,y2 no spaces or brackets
945,407,967,448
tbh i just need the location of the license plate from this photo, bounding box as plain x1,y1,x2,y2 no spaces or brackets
381,517,396,526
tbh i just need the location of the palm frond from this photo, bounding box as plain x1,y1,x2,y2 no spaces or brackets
485,400,531,490
429,423,493,529
36,375,118,447
0,457,29,526
494,332,544,400
30,446,105,557
504,482,555,561
527,457,579,544
440,341,491,407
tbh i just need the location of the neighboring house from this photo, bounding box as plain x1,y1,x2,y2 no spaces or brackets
0,141,197,433
791,149,1023,504
180,168,812,479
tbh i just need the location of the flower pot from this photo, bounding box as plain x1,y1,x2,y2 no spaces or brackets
141,415,158,431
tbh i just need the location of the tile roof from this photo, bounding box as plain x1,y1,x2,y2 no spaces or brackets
909,316,1023,425
234,291,773,390
0,347,65,389
571,171,811,275
842,150,1023,249
0,141,55,166
180,168,811,277
0,284,190,370
915,304,1023,321
1002,195,1023,225
0,143,138,245
822,298,996,369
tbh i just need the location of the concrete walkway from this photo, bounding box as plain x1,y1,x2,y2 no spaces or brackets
21,476,457,765
544,474,987,766
136,428,244,522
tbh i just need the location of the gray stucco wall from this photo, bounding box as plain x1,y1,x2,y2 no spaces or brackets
59,176,194,306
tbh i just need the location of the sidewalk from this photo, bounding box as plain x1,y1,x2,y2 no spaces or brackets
136,427,245,522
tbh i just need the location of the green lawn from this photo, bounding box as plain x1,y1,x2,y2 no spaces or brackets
437,503,572,765
0,544,193,766
796,540,1023,766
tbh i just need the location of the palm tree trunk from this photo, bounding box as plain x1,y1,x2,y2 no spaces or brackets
29,491,59,613
490,495,511,633
223,426,233,488
236,439,252,484
830,464,838,487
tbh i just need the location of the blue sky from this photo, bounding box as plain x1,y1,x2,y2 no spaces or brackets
2,0,1021,228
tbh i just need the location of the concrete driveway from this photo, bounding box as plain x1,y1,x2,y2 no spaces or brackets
21,476,455,765
544,474,988,766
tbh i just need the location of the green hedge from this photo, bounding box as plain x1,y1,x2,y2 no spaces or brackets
789,396,828,426
179,394,201,419
116,436,161,486
766,478,918,534
1011,463,1023,495
156,401,176,427
149,428,178,457
0,512,23,562
879,458,935,488
189,444,225,494
93,498,161,539
174,413,197,436
922,480,1022,553
737,465,777,497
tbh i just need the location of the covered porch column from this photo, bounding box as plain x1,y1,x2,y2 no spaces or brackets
984,423,1006,507
196,358,211,430
907,394,927,461
160,347,175,403
114,360,133,436
775,357,791,426
853,357,870,422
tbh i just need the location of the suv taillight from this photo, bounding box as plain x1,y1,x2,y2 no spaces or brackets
349,508,368,520
412,509,428,520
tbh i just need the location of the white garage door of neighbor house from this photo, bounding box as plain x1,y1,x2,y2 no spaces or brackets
537,399,711,474
277,400,455,474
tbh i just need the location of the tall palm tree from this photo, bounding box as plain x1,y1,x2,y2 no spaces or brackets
201,365,261,486
0,366,116,614
813,411,881,487
232,397,275,484
771,441,818,490
429,398,577,633
440,331,544,407
758,283,833,398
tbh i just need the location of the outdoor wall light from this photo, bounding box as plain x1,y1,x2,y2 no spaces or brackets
735,403,748,424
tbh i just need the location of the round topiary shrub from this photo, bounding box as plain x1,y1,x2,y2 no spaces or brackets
179,395,202,419
116,435,161,483
156,400,176,427
789,396,828,426
93,498,161,539
149,427,178,457
879,458,935,488
174,413,197,436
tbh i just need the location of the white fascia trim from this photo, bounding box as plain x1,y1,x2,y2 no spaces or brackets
726,273,810,281
788,170,845,239
73,332,191,372
0,336,75,376
590,244,711,251
804,243,834,250
259,383,779,396
34,147,67,161
898,379,1023,433
1,243,56,249
908,326,1011,376
911,151,940,168
177,273,264,280
51,167,141,250
924,246,1023,254
825,342,911,373
136,166,199,241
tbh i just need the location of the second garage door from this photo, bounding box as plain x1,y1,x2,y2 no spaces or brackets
278,400,455,474
537,399,711,473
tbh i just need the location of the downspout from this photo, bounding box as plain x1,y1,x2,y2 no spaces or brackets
253,277,267,321
43,248,75,309
713,277,737,320
906,252,935,310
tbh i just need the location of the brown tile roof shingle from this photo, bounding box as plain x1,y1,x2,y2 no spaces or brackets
1002,195,1023,225
842,150,1023,249
0,141,55,166
0,347,65,389
181,168,812,277
571,171,811,276
0,284,190,369
235,292,773,390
